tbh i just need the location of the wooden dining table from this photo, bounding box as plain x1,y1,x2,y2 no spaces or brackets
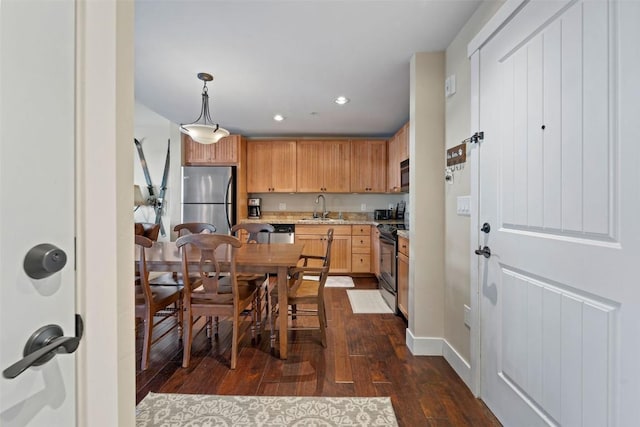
137,240,305,360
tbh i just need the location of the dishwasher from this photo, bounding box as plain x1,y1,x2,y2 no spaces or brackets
258,223,295,244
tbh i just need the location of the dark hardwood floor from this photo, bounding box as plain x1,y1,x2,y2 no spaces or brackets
136,277,501,426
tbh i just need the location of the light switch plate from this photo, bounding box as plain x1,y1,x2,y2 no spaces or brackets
456,195,470,216
360,203,367,211
445,74,457,97
464,304,471,328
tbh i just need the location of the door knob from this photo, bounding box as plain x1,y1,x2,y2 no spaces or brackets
23,243,67,279
3,314,83,379
474,246,491,258
481,223,491,233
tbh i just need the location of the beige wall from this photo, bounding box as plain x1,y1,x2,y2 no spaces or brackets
409,52,445,340
443,1,504,363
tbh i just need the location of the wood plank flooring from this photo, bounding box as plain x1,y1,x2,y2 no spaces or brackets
136,277,501,426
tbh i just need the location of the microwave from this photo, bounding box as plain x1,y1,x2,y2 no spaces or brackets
400,159,409,192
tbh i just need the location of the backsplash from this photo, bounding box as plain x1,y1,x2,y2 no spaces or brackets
249,193,408,217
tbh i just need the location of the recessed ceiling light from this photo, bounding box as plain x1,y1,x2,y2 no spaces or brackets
334,96,350,105
273,114,285,122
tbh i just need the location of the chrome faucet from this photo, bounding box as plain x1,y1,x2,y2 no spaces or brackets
315,194,328,219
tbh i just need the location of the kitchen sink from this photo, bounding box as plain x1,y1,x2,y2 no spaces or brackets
300,217,343,223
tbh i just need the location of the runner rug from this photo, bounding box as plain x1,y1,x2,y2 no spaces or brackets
346,290,393,314
304,275,355,288
136,392,399,426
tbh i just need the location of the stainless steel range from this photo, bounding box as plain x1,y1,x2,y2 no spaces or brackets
376,223,406,314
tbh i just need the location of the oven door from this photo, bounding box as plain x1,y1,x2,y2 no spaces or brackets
378,234,397,313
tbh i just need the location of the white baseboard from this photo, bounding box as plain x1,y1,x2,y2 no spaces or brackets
405,329,443,355
442,339,471,390
405,330,473,391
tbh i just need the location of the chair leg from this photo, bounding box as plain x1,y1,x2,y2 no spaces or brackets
182,313,193,368
177,300,183,339
231,312,239,370
141,313,153,370
318,301,327,348
206,316,212,339
270,298,278,350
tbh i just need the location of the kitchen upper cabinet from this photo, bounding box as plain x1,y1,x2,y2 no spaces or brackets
247,140,297,192
295,224,351,273
296,140,350,192
183,134,241,165
350,139,387,193
387,122,409,192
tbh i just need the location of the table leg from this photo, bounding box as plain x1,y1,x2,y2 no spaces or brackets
277,265,288,359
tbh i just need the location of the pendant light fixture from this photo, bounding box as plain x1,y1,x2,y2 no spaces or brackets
180,72,230,144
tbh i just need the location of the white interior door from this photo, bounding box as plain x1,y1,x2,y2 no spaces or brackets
477,0,640,425
0,1,77,425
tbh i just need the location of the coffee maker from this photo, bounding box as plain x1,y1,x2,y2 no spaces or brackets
248,198,261,219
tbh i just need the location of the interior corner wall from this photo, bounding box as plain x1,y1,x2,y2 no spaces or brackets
133,102,181,241
443,0,505,365
409,52,445,343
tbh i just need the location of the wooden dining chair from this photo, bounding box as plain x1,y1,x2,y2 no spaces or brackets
135,234,183,370
174,222,217,237
135,222,161,241
176,233,259,369
231,223,276,334
270,228,334,349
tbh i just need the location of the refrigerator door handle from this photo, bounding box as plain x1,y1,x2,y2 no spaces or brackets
224,175,232,232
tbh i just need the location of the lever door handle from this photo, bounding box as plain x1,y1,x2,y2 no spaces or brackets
3,314,83,379
474,246,491,258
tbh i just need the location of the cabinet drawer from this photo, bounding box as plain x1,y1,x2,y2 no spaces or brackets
398,236,409,257
295,224,351,235
351,254,371,273
351,225,371,236
351,235,371,253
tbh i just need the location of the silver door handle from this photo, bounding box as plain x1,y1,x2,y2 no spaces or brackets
3,314,83,379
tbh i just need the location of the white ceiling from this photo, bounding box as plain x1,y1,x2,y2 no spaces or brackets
135,0,481,138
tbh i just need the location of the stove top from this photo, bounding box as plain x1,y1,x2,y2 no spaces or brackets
377,222,408,239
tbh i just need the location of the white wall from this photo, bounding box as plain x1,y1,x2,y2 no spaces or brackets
254,193,407,217
442,0,504,374
408,52,445,352
133,102,181,240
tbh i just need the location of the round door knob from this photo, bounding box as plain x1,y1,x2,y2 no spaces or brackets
23,243,68,279
481,223,491,233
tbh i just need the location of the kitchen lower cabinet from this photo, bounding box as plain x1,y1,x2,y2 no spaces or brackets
397,235,409,319
372,226,381,277
295,225,351,273
351,225,371,273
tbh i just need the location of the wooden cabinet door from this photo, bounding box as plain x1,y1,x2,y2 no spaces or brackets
398,122,409,162
247,141,274,192
247,140,296,192
183,134,239,165
322,140,350,192
270,140,297,192
387,135,400,192
350,140,387,192
296,140,350,192
296,141,324,192
372,227,380,277
295,234,326,267
397,251,409,319
330,235,351,273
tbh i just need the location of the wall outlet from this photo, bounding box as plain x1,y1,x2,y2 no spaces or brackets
360,203,367,211
388,203,394,209
464,304,471,328
278,203,286,211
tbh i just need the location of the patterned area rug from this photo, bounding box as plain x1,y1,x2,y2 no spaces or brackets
303,275,355,288
136,392,399,426
346,290,393,314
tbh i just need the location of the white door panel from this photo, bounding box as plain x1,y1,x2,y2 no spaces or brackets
477,0,640,425
0,0,76,425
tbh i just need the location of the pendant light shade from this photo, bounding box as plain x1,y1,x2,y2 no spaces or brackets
180,73,229,144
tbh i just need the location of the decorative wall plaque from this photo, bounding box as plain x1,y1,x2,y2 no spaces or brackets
446,143,466,166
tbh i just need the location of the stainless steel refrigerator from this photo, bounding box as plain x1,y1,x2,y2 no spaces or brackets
181,166,236,235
